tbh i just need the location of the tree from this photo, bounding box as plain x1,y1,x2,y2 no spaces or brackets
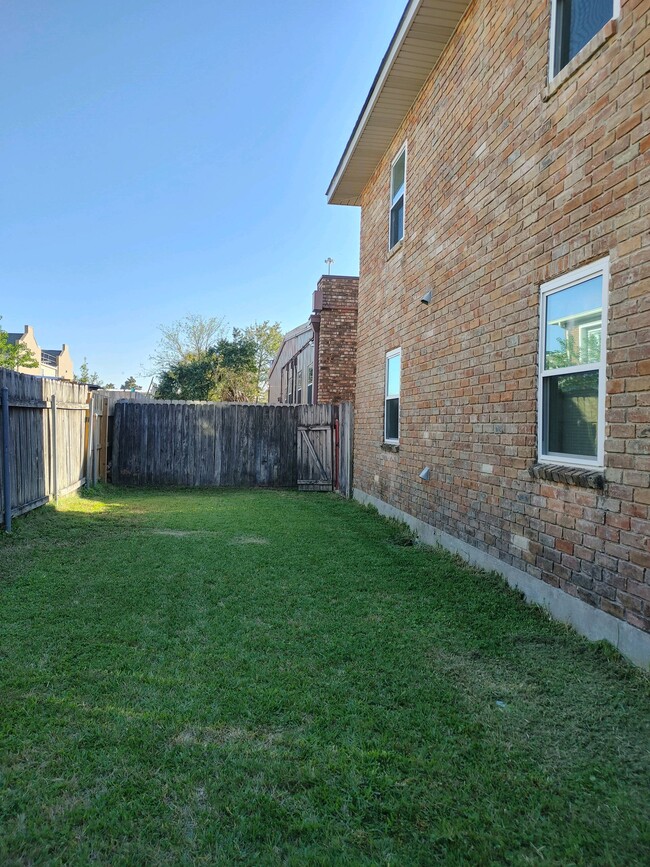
155,330,257,402
214,330,258,402
156,356,216,400
0,317,39,371
104,382,115,390
243,321,283,402
76,358,102,386
149,313,227,375
121,376,142,391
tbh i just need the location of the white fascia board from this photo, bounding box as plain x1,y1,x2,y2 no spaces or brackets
326,0,424,205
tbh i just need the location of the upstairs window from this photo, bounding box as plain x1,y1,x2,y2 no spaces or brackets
389,147,406,249
385,349,401,443
538,258,608,468
550,0,616,78
307,360,313,405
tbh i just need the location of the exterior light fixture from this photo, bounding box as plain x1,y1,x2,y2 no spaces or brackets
419,466,431,481
420,290,432,305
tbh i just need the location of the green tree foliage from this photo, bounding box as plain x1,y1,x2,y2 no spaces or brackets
121,376,142,391
243,320,283,401
214,330,257,402
0,317,39,371
76,358,102,386
155,331,257,402
77,359,90,383
156,356,215,401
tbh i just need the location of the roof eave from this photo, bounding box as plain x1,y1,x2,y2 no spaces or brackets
327,0,471,206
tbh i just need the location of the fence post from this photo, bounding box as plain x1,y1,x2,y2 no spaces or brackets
2,386,11,532
100,397,109,482
86,395,94,489
93,400,99,486
51,394,58,503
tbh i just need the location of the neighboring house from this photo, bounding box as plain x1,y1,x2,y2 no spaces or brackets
268,321,313,405
268,275,359,405
328,1,649,665
7,325,74,379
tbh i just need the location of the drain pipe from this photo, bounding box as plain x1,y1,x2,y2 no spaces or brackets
1,386,11,533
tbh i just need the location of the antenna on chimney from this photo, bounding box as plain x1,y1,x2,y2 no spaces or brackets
324,257,334,275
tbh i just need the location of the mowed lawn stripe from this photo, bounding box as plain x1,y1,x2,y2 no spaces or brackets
1,488,648,865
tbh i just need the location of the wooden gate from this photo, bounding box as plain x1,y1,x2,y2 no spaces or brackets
297,423,333,491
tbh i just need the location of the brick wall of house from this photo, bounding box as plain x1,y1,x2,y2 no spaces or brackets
354,1,649,633
316,275,359,404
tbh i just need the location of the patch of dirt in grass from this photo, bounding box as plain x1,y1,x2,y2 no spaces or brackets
150,529,269,544
150,529,217,538
229,535,269,545
426,646,530,702
171,726,284,749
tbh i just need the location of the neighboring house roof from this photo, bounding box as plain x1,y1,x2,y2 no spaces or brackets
269,321,312,379
6,333,22,345
327,0,471,206
42,349,63,358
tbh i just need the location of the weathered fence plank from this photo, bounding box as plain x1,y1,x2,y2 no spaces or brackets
0,369,89,527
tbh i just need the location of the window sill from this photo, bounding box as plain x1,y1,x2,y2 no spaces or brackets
528,463,604,490
381,443,400,453
543,18,617,102
386,239,404,261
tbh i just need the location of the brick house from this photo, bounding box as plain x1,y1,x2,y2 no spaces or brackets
328,0,649,666
268,275,359,405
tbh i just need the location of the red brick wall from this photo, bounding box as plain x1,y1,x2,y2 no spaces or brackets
316,275,359,404
354,0,650,632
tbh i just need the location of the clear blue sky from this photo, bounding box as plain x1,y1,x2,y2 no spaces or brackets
1,1,403,387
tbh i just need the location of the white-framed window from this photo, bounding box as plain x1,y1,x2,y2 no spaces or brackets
549,0,618,80
385,349,401,443
538,257,609,468
389,145,406,249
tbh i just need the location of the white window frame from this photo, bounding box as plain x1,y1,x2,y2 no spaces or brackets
384,348,401,444
538,257,609,469
548,0,620,83
388,144,407,250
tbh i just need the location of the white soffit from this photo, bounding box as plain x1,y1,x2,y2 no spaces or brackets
327,0,471,206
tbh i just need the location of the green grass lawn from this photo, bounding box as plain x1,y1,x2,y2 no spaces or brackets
1,488,649,865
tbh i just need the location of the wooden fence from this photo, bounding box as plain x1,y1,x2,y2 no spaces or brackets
86,389,156,485
0,369,89,528
112,401,353,495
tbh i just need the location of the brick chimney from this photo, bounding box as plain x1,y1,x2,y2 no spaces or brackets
312,275,358,404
